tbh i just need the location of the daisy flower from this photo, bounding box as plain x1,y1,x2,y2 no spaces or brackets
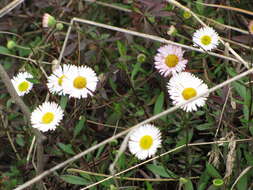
42,13,56,28
31,102,64,132
248,20,253,34
47,64,71,95
193,26,219,51
62,65,98,99
154,44,188,77
11,72,33,96
128,124,161,160
167,72,209,112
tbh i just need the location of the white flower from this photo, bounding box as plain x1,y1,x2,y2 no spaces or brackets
62,65,98,99
193,26,219,51
47,64,72,95
31,102,64,132
154,44,188,77
167,72,209,112
11,72,33,96
128,124,161,160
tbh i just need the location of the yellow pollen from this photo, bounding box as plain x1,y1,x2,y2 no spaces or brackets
42,112,54,124
200,35,212,45
139,135,153,150
18,81,29,92
182,88,197,100
58,75,65,86
73,76,87,89
165,54,179,67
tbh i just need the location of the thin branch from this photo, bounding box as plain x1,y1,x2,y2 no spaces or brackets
14,67,253,190
57,19,74,68
0,52,51,65
0,0,24,18
83,0,131,13
196,2,253,16
68,168,199,182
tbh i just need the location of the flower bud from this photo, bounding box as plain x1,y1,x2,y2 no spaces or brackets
183,11,191,19
56,23,64,31
42,13,56,28
167,25,177,36
137,53,146,63
7,40,16,49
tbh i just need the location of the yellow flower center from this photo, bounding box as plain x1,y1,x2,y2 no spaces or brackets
58,75,65,86
41,112,54,124
182,88,197,100
139,135,153,150
200,35,212,45
250,25,253,33
73,76,87,89
165,54,179,68
18,81,29,92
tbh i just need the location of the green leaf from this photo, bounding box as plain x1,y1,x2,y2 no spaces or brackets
206,163,222,178
16,134,25,147
131,44,149,54
236,174,248,190
197,170,210,190
131,62,142,82
146,164,177,178
183,179,194,190
26,78,40,84
60,95,68,110
95,144,105,159
74,116,86,138
60,175,90,185
195,0,204,14
145,181,153,190
0,46,11,54
153,92,166,121
175,128,193,148
58,143,75,155
196,123,214,131
232,82,246,100
117,41,127,57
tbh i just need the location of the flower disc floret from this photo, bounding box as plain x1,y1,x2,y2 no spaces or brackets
154,45,188,77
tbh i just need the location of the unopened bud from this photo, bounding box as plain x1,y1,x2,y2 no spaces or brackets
56,23,64,31
42,13,56,28
167,25,177,36
137,53,146,63
183,11,191,19
7,40,16,49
